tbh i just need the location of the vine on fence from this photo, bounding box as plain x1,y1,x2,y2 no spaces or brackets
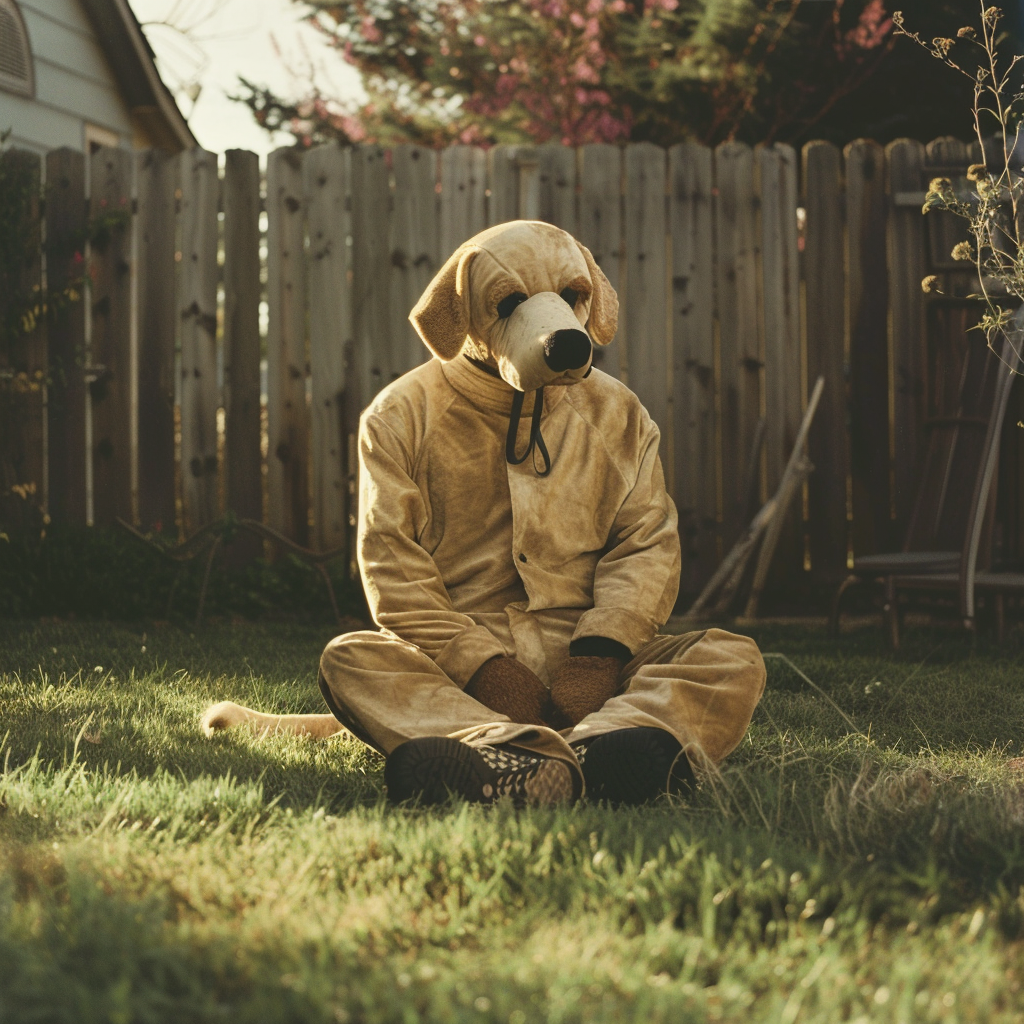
0,132,131,534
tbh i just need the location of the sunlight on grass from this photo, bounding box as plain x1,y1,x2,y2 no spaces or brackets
2,620,1024,1021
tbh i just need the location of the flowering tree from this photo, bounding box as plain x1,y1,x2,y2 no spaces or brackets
239,0,979,147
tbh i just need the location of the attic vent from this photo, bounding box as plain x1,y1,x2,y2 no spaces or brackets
0,0,33,98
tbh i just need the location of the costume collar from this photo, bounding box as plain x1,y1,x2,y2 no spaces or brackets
440,355,568,416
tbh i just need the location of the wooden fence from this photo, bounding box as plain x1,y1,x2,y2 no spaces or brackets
2,138,1022,601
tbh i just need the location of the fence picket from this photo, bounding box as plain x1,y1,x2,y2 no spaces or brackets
537,144,577,234
44,148,87,525
88,145,133,527
304,144,352,553
715,142,762,548
177,147,220,533
803,140,848,579
351,144,395,405
488,145,519,225
887,138,927,535
758,143,803,586
391,145,439,374
222,149,263,542
670,141,717,594
846,139,892,559
135,148,177,532
579,144,623,380
624,143,668,461
0,149,45,528
265,147,309,545
440,145,487,258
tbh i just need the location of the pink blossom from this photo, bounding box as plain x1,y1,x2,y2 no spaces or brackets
586,0,602,13
844,0,892,51
359,15,381,43
570,11,586,28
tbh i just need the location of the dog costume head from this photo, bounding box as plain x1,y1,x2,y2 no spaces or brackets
409,220,618,393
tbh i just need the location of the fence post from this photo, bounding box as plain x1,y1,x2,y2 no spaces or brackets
304,143,352,554
488,145,519,226
579,144,624,381
758,143,803,588
45,148,87,525
715,141,762,549
624,142,669,466
846,139,892,559
0,149,45,529
135,148,178,533
266,146,309,546
670,141,717,595
222,148,263,550
803,140,848,580
87,146,133,527
177,147,220,533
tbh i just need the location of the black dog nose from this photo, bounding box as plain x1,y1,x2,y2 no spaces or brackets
543,329,592,372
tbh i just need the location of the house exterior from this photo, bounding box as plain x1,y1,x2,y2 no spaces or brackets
0,0,193,156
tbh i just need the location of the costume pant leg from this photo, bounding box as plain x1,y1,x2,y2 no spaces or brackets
565,628,765,769
319,630,582,779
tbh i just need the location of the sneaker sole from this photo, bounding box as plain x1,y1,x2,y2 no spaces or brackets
385,738,577,808
385,737,496,805
582,727,694,807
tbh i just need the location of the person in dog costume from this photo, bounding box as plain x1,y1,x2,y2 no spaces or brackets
204,221,766,807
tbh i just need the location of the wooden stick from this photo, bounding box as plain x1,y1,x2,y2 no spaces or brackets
686,376,825,618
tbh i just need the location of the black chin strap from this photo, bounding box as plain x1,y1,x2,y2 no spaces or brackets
505,389,551,477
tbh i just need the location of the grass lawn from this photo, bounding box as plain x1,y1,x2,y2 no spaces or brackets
3,617,1024,1022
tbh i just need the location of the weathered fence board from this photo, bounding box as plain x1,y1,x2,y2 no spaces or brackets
579,144,623,379
177,147,220,532
88,146,133,527
758,143,803,582
887,138,927,535
715,141,762,547
266,147,309,544
803,141,848,578
222,149,263,539
304,143,352,553
135,148,177,532
487,145,519,226
846,139,892,558
44,147,87,525
351,145,395,403
623,142,667,462
391,145,439,372
537,144,577,235
0,150,45,528
440,145,487,258
670,141,717,592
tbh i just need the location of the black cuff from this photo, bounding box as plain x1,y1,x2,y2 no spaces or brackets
569,636,632,662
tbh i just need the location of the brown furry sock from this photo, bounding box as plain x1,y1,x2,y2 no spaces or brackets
465,656,551,726
550,656,623,727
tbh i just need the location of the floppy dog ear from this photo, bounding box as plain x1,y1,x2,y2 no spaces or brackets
409,245,479,360
575,241,619,346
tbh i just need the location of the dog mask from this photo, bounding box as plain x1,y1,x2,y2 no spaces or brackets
410,221,618,394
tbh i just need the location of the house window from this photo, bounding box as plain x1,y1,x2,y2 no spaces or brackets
0,0,34,98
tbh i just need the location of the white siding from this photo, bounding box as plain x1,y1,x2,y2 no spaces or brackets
0,0,135,153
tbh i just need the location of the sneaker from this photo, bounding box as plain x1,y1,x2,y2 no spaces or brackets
574,727,694,806
384,736,577,808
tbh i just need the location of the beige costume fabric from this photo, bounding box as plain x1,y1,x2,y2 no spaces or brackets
320,354,766,791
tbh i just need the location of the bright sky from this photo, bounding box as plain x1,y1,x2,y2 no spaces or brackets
126,0,362,155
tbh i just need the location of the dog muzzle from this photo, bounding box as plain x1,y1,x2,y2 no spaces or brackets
489,292,593,477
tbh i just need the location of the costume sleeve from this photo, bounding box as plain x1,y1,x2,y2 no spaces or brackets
357,411,507,687
572,416,681,654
